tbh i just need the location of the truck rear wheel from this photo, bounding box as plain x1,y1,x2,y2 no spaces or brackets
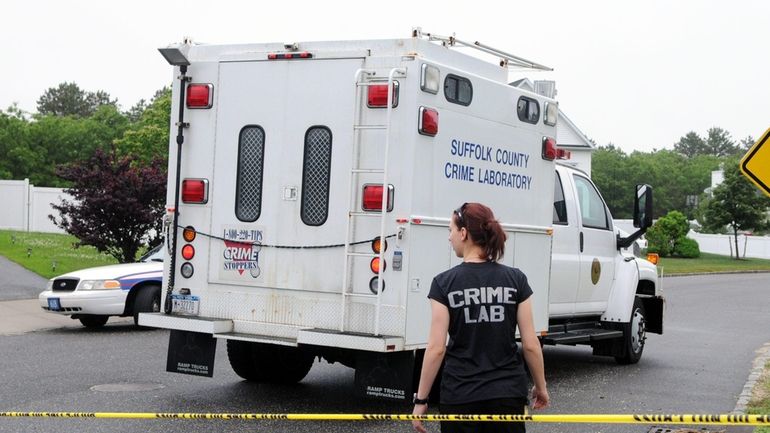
615,297,646,365
226,340,314,383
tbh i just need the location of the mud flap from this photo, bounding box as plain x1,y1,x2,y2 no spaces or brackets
166,330,217,377
354,351,415,401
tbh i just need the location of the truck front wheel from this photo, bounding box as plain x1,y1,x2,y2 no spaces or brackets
615,297,646,365
226,340,314,383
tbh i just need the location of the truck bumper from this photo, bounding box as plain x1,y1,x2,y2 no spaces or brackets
138,313,405,352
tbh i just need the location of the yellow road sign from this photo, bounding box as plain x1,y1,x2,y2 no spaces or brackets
741,127,770,197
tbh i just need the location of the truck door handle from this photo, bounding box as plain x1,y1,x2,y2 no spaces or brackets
579,232,584,252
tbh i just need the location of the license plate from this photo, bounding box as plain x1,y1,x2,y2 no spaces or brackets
48,298,61,311
171,294,200,316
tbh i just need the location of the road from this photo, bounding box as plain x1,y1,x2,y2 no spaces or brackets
0,273,767,433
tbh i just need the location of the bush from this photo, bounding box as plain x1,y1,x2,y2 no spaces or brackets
673,237,700,258
646,210,690,257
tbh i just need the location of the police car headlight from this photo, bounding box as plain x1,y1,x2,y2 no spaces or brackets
79,280,121,290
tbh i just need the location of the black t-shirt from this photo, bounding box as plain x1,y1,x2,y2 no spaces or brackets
428,261,533,404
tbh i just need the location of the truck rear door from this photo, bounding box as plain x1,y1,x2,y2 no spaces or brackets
208,57,364,293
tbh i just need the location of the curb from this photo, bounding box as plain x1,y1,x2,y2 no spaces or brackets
661,270,770,278
734,342,770,414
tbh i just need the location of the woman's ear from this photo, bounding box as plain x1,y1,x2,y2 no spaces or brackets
460,227,468,241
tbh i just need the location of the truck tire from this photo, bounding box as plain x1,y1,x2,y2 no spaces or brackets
133,284,161,326
615,297,646,365
79,315,109,328
226,340,314,384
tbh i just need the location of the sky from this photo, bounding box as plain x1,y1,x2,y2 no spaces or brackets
3,0,769,153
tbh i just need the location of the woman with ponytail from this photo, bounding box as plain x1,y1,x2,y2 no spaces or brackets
412,202,549,433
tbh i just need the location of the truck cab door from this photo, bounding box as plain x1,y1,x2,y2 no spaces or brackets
548,171,580,316
571,173,615,313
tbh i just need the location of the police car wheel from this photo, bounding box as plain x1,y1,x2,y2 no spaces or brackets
133,284,161,326
79,315,109,328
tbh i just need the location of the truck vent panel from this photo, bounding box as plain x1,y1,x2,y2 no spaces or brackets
301,127,332,226
235,126,266,222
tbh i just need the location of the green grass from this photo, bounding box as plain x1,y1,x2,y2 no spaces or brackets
747,361,770,433
657,252,770,275
0,230,118,279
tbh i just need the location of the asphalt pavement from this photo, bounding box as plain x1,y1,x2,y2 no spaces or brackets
0,256,760,433
0,254,47,301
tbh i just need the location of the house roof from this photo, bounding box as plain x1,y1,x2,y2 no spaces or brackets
556,110,595,150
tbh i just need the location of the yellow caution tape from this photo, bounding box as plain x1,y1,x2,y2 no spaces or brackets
0,412,768,425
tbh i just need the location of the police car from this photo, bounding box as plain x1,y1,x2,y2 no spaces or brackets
38,246,164,328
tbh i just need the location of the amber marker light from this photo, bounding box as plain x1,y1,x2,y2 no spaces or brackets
182,226,196,242
371,237,388,254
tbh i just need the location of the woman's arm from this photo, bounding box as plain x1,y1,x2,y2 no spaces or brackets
517,298,550,409
412,299,449,433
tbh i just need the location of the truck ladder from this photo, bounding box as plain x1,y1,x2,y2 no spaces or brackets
339,67,405,335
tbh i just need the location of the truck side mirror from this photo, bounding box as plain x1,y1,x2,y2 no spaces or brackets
633,184,653,229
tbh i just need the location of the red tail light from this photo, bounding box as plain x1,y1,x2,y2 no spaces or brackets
186,84,213,108
370,257,386,273
419,107,438,136
267,52,313,60
367,82,399,108
542,137,557,161
182,179,209,204
556,148,571,160
181,244,195,260
362,184,394,212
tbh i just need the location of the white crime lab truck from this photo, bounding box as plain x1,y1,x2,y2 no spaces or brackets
141,29,663,400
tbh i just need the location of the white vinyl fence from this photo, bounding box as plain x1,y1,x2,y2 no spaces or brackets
615,219,770,260
0,179,70,234
688,231,770,260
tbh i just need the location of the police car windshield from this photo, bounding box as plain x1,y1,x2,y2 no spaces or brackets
139,245,165,263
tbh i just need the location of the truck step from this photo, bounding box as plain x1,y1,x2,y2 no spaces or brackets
213,332,298,347
541,329,623,345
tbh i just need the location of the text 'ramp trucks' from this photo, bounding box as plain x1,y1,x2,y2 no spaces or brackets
141,30,663,401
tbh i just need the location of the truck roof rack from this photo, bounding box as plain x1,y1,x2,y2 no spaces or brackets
412,27,553,71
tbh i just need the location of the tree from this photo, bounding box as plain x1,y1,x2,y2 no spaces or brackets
739,135,755,151
36,82,117,117
0,106,31,179
673,131,707,158
702,160,770,259
704,127,736,157
645,210,692,257
50,148,167,262
25,108,129,186
590,144,634,218
115,87,171,165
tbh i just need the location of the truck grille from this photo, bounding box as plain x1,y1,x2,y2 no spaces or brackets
52,278,79,292
301,127,332,226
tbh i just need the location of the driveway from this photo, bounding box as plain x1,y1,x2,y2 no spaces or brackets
0,255,88,334
0,255,47,301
